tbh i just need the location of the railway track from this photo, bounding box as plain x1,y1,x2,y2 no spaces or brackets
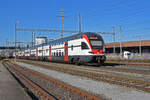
3,61,102,100
3,62,56,100
18,59,150,80
106,61,150,67
16,59,150,93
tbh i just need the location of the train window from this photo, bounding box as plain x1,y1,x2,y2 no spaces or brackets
59,52,61,56
62,52,64,56
46,49,49,53
81,42,89,50
71,45,73,51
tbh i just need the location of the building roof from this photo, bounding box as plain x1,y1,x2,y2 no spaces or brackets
106,40,150,48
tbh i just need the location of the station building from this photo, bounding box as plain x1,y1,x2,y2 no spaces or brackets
105,40,150,53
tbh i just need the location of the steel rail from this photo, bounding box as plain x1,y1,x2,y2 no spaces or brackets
18,60,150,93
4,62,56,100
9,62,102,100
106,61,150,67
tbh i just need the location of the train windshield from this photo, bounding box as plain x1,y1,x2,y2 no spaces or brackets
90,41,102,46
85,33,104,49
90,40,103,49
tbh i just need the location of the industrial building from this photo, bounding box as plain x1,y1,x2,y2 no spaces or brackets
105,40,150,53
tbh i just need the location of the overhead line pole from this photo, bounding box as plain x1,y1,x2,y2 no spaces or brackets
112,26,116,54
139,36,142,56
119,25,122,57
61,9,64,38
32,32,34,47
14,22,19,62
57,9,65,39
5,38,8,49
78,13,81,33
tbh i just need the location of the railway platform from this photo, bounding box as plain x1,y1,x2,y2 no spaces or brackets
0,63,30,100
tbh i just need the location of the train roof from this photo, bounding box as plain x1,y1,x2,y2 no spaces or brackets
25,32,102,50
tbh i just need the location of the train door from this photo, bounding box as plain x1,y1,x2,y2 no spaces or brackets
42,46,44,60
24,50,25,59
49,45,52,61
36,48,38,60
29,50,31,59
64,42,68,61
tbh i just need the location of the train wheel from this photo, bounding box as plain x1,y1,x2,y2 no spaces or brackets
70,58,75,64
75,58,81,66
100,60,105,65
97,60,104,66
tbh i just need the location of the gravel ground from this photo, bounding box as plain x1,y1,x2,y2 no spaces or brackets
16,62,150,100
111,65,150,71
77,67,150,82
18,60,150,82
10,63,88,100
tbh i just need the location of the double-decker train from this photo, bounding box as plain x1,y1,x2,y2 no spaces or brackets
16,32,106,65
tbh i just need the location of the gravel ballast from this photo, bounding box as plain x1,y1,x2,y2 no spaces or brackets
16,62,150,100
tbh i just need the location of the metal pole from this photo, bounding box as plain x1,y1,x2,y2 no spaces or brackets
15,21,19,61
32,32,34,47
15,22,17,61
60,9,64,38
33,32,35,46
139,36,142,56
6,38,8,49
112,26,116,54
119,25,122,57
78,13,81,33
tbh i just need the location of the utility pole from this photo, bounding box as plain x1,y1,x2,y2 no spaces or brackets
78,13,81,33
139,36,142,56
112,26,116,54
58,9,65,39
32,32,34,47
6,38,8,49
15,21,19,62
119,25,122,57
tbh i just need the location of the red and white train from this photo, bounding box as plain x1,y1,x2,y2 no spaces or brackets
16,32,106,65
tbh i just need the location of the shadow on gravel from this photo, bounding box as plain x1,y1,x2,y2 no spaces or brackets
103,63,123,66
86,63,124,67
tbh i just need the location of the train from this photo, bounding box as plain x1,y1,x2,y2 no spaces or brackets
0,50,14,60
16,32,106,66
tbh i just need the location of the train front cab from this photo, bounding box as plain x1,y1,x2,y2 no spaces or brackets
69,33,106,65
83,33,106,64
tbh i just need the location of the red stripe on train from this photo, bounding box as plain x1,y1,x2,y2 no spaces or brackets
64,42,68,61
49,45,52,61
36,48,38,60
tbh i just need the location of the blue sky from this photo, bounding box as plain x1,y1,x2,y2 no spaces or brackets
0,0,150,46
